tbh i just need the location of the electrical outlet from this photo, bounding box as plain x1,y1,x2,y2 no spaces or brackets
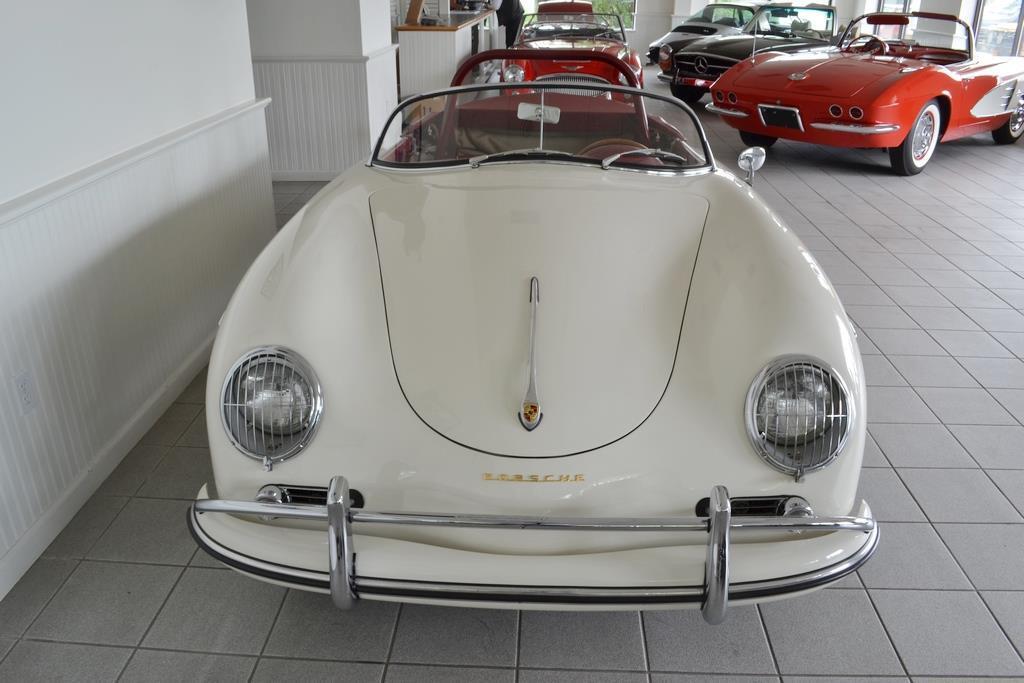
14,370,37,415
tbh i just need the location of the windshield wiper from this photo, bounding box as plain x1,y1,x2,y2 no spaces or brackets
469,148,579,168
601,148,687,169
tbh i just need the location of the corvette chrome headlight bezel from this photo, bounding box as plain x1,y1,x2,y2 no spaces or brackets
221,346,323,468
745,355,853,478
503,64,525,82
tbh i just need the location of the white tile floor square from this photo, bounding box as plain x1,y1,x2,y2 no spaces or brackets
2,66,1024,680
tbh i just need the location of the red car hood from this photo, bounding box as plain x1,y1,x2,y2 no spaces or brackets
520,38,625,56
733,52,908,99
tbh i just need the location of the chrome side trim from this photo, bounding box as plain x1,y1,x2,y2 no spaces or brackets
706,103,748,118
189,503,880,607
809,122,901,134
702,485,731,624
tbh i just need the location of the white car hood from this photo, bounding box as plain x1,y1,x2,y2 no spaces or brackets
369,181,708,457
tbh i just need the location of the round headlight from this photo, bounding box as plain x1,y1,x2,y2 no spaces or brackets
503,64,525,82
221,347,323,468
745,356,852,478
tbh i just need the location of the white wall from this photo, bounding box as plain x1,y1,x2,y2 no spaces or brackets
248,0,363,58
0,1,256,206
634,0,677,52
248,0,399,179
0,1,274,601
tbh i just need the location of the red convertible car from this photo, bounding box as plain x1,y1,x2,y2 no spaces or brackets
502,11,645,88
706,11,1024,174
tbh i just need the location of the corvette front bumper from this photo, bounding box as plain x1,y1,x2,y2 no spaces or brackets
190,477,877,624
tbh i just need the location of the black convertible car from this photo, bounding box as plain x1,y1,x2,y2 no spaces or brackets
647,1,762,64
660,2,838,104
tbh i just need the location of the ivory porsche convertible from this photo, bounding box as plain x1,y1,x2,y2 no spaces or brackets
188,53,876,623
707,11,1024,174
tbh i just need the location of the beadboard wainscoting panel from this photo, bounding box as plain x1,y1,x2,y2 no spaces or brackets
254,59,373,179
365,48,401,147
0,101,274,599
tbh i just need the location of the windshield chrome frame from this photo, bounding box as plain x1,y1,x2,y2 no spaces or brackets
518,12,627,43
838,11,975,63
368,82,717,174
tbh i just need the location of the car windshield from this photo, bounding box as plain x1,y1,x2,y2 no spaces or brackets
685,4,756,28
840,13,971,61
744,6,835,39
372,83,711,172
519,13,626,42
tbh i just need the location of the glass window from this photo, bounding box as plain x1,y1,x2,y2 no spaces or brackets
590,0,638,30
752,7,835,37
976,0,1023,55
686,5,755,28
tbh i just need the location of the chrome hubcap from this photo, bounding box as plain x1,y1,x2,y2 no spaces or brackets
1011,95,1024,135
913,111,935,161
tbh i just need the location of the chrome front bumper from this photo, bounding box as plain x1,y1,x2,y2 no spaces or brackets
191,477,877,624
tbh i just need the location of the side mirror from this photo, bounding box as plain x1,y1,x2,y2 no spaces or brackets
738,147,766,185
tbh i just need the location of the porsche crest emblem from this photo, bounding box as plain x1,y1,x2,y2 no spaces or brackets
788,72,807,81
520,401,542,430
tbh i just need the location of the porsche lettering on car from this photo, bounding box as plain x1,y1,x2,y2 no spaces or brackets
189,51,877,623
706,11,1024,174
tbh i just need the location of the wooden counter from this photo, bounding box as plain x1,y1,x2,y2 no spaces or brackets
397,9,495,32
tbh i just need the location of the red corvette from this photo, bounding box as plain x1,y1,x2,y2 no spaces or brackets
707,11,1024,174
502,12,644,88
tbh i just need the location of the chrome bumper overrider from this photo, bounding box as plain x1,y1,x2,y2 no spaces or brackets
705,103,748,119
191,477,876,624
809,122,901,134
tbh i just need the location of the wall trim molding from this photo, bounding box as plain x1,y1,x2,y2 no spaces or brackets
0,99,271,227
252,43,398,65
0,336,213,601
272,170,346,181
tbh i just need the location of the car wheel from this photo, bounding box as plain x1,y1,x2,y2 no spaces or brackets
739,131,777,148
889,100,941,175
992,93,1024,145
671,84,705,105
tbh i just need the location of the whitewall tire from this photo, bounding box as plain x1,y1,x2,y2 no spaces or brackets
889,101,941,176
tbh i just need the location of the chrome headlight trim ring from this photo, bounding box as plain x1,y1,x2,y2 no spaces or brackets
744,355,854,479
221,346,324,469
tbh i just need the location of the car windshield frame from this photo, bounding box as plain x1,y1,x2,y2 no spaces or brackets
518,13,627,43
741,4,836,38
369,82,716,175
837,12,975,62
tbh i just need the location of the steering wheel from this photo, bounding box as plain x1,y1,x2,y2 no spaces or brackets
847,34,889,55
578,138,647,157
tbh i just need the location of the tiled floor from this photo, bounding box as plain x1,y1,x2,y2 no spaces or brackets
3,66,1024,680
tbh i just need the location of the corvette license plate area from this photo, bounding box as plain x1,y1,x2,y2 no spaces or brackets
758,105,803,131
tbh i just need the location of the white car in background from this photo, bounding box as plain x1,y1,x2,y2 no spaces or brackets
189,70,876,623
